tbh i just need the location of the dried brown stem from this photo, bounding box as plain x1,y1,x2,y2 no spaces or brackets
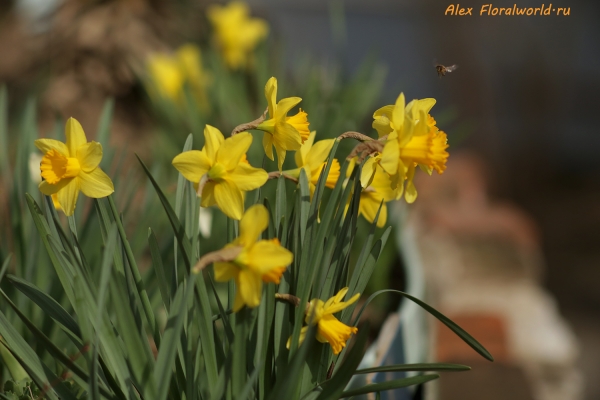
268,171,299,183
337,131,376,142
275,293,310,313
196,174,210,197
192,246,243,274
231,107,269,136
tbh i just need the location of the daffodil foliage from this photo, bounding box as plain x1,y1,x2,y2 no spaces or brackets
0,78,494,400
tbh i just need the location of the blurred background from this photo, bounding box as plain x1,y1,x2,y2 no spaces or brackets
0,0,598,398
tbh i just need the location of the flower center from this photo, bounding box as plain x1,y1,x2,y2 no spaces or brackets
40,150,81,184
399,129,449,174
207,163,227,181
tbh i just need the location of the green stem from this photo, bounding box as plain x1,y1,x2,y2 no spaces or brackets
107,195,161,349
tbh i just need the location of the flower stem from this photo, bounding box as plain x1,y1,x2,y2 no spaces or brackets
230,107,269,136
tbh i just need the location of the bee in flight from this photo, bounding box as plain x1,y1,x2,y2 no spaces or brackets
435,63,458,77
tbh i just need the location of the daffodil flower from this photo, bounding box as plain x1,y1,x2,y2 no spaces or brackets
206,1,268,70
213,204,293,311
172,125,268,220
368,93,449,203
287,287,360,355
34,118,114,216
346,158,397,228
147,44,210,106
283,131,340,198
256,77,310,171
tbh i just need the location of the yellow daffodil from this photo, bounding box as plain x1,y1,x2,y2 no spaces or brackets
287,288,360,355
346,158,396,228
206,1,268,70
146,43,210,106
256,77,310,171
172,125,268,220
283,131,339,198
213,204,293,311
34,118,114,216
368,93,449,203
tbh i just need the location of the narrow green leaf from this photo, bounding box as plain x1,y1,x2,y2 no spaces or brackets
340,374,439,398
154,278,195,400
136,155,193,269
353,289,494,362
0,290,116,399
354,363,471,374
315,324,369,400
148,228,171,307
7,275,81,338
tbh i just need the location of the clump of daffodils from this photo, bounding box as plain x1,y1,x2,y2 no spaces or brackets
38,78,450,360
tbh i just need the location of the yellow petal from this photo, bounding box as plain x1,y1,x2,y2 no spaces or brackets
326,291,360,314
237,269,262,309
213,179,244,220
39,179,69,195
275,97,302,118
273,122,302,150
35,139,68,156
295,130,316,167
203,125,224,160
233,290,246,312
65,118,87,156
57,177,80,216
227,163,268,191
246,240,293,274
360,157,377,188
214,261,239,282
78,168,114,198
404,165,417,203
316,314,357,355
76,141,103,172
265,77,277,117
305,139,335,169
286,326,309,350
238,204,269,246
391,93,405,132
173,150,211,183
216,132,252,170
262,132,274,160
200,181,217,207
359,192,384,226
275,144,287,172
379,135,400,176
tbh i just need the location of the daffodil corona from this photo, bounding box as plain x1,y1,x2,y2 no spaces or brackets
213,204,293,311
287,288,360,355
256,77,310,171
371,93,449,203
172,125,268,220
34,118,114,216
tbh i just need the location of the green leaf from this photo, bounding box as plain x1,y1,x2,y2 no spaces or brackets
314,324,369,400
354,363,471,374
154,278,194,400
340,374,439,398
353,289,494,362
7,274,81,340
148,228,171,308
136,155,193,270
0,290,116,399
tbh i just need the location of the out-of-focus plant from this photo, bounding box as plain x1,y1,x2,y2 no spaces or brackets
0,68,492,399
206,1,269,70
